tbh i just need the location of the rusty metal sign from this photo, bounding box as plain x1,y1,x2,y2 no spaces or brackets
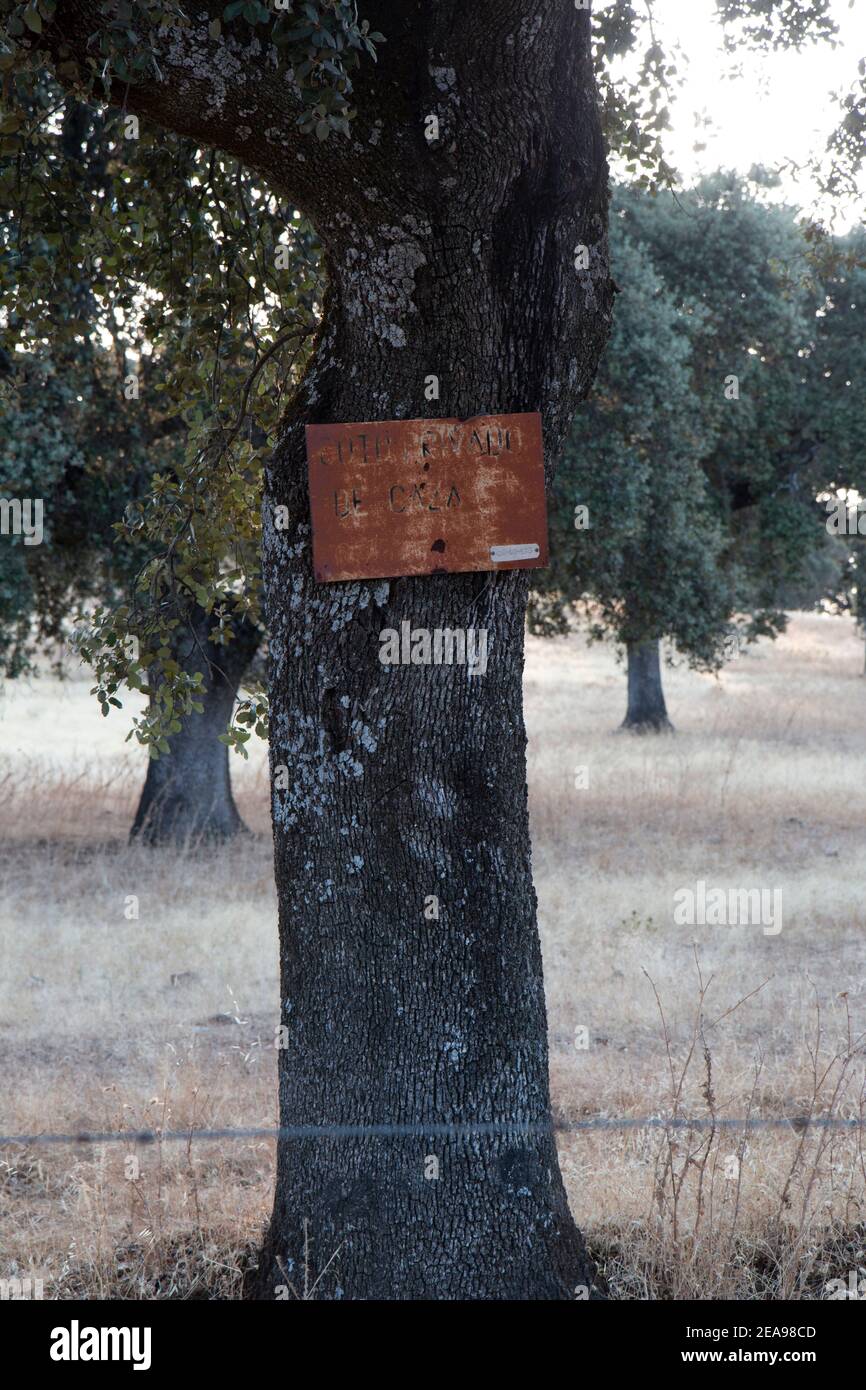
306,412,548,583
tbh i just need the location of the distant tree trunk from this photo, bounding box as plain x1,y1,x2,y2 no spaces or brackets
621,639,673,732
130,606,261,846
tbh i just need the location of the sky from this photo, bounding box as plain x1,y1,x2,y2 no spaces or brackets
601,0,865,231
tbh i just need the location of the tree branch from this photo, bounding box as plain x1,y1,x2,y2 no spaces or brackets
32,2,376,207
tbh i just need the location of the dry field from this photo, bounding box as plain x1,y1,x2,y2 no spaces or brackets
1,611,865,1299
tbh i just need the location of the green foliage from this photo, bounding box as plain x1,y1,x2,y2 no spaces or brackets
805,228,866,627
713,0,836,52
617,174,861,627
592,2,680,190
0,78,320,748
593,0,844,191
822,58,866,202
812,227,866,489
530,223,733,667
536,177,866,664
0,1,385,142
0,345,164,676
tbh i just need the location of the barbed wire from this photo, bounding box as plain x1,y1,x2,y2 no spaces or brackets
1,1115,861,1146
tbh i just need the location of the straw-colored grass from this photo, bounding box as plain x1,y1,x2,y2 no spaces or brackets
1,611,865,1298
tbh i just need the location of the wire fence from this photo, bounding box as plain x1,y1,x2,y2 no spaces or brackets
2,1115,862,1146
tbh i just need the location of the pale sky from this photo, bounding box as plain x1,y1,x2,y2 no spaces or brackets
600,0,865,231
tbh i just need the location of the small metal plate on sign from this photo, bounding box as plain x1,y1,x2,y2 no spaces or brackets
490,543,540,563
306,412,548,583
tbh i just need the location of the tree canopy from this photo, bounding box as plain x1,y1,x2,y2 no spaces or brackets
1,1,860,746
533,174,866,684
530,217,732,667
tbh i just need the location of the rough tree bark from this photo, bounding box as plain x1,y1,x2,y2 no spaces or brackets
130,605,261,846
47,0,614,1299
621,638,674,733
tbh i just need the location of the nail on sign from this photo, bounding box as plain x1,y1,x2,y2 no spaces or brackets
306,412,549,583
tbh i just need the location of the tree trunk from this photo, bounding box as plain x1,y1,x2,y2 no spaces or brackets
43,0,614,1300
621,639,673,733
252,7,613,1300
130,606,261,846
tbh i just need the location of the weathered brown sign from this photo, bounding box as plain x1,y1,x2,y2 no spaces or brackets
306,412,548,583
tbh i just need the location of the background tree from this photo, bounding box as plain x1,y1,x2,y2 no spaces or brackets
536,173,865,732
618,172,836,639
807,228,866,666
0,339,270,841
530,225,732,731
0,331,271,841
0,80,323,839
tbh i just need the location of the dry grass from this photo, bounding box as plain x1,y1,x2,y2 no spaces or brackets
1,611,865,1299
